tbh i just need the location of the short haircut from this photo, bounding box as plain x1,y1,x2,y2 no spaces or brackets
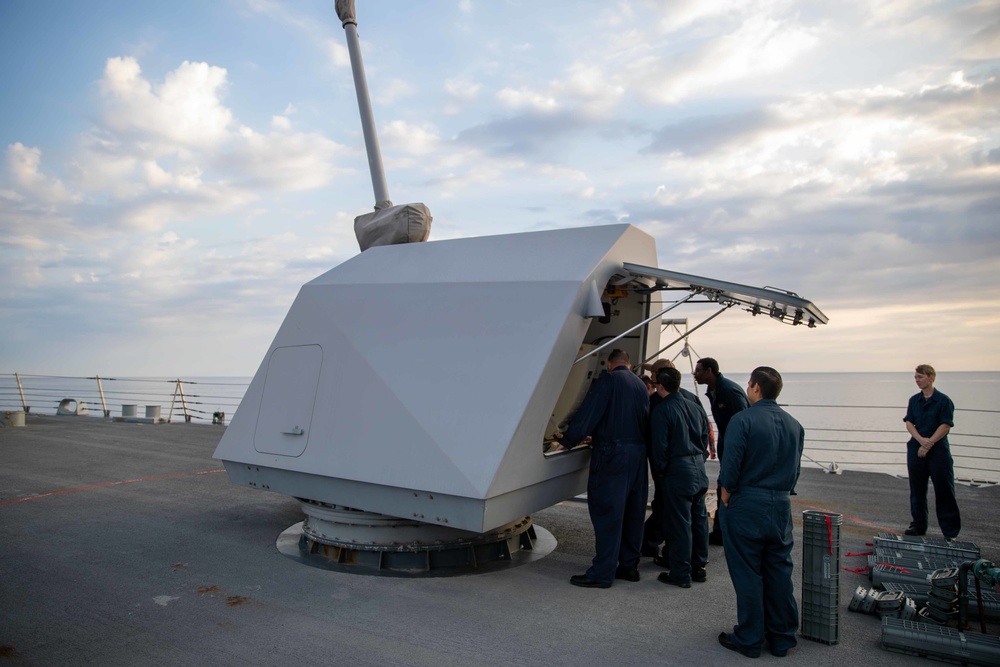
641,374,653,387
750,366,783,400
608,348,630,365
656,367,682,393
915,364,936,377
697,357,720,376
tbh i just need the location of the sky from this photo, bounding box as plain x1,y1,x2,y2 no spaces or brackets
1,0,998,377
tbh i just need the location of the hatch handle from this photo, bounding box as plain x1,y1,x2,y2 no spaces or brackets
282,426,305,436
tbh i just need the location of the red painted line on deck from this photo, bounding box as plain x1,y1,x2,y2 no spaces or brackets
0,469,226,507
792,499,897,534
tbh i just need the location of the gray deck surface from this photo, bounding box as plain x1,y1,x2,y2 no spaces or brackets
2,416,997,666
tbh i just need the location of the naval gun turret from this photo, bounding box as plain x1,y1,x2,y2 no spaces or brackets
213,3,828,576
214,222,664,572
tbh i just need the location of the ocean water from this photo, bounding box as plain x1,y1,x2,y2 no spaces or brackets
3,371,998,483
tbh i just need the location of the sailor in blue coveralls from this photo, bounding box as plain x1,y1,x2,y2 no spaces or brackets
903,364,960,539
717,366,804,659
649,366,710,588
642,358,713,559
694,357,749,545
560,348,649,588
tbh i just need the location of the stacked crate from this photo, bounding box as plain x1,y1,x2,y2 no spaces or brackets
882,617,1000,664
801,510,842,644
873,533,980,561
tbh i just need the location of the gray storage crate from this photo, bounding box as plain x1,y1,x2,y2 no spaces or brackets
867,555,959,581
801,511,842,644
874,533,980,561
874,546,963,565
881,617,1000,665
883,582,1000,621
873,563,938,589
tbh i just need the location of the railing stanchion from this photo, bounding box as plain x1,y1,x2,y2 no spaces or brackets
175,378,191,423
14,372,29,413
95,374,110,418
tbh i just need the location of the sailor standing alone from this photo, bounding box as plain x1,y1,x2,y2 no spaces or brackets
903,364,960,540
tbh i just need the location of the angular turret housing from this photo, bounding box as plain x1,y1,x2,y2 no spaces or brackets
214,223,658,533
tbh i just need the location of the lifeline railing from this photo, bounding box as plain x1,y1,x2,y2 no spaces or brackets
0,373,249,424
1,372,997,484
780,401,1000,486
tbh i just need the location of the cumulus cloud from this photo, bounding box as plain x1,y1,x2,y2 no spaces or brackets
11,56,350,238
381,120,441,155
626,14,820,104
6,143,77,204
377,78,417,105
327,40,351,68
550,65,625,116
445,78,481,101
223,125,347,192
100,57,233,148
497,87,558,112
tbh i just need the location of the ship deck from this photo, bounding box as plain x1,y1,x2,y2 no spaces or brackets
2,415,997,666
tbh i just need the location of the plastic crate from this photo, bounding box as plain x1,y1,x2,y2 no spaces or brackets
917,606,949,626
928,585,958,604
883,582,1000,621
901,597,918,620
802,511,841,586
873,563,940,588
801,511,841,644
849,585,869,612
872,548,961,568
930,568,960,588
874,533,980,561
882,617,1000,665
801,604,839,645
924,604,954,624
861,588,882,614
877,590,906,611
801,585,839,610
867,554,957,580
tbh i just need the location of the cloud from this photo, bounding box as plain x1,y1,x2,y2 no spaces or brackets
455,111,592,155
550,65,625,116
1,55,354,245
6,143,77,204
497,87,558,112
962,16,1000,59
100,57,233,149
626,14,820,104
443,78,481,114
652,0,739,33
381,120,441,155
224,125,348,192
445,78,481,101
326,39,351,68
644,109,780,156
376,78,417,105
